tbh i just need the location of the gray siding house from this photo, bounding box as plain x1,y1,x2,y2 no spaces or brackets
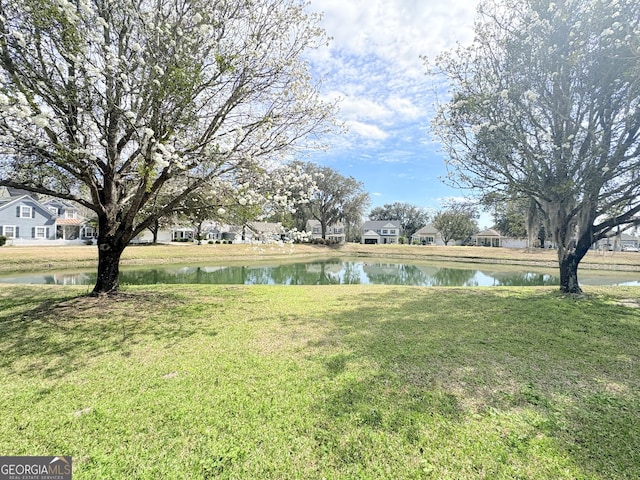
361,220,401,244
0,187,93,244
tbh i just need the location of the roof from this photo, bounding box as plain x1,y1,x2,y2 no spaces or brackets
0,187,35,199
247,222,283,234
56,218,83,225
413,223,439,236
474,228,502,237
306,219,344,228
0,194,38,211
363,220,401,230
42,198,78,210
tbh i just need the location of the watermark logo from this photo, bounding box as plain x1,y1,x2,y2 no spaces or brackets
0,456,72,480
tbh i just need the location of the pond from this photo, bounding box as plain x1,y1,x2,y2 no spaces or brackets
2,260,639,287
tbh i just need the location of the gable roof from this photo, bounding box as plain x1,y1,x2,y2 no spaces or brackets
42,198,78,210
306,219,344,229
363,220,400,230
0,186,35,199
413,223,439,236
0,193,39,211
247,222,283,234
474,228,502,237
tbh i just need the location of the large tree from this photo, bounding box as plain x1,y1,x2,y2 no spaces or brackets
369,201,430,240
0,0,334,295
433,0,640,293
295,162,370,240
432,203,478,246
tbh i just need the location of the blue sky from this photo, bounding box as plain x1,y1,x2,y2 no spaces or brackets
303,0,493,227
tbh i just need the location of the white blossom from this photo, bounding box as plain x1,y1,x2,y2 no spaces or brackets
33,115,49,128
12,31,26,48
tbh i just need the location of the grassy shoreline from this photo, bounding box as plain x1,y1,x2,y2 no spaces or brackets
1,284,639,478
2,242,640,274
2,244,639,478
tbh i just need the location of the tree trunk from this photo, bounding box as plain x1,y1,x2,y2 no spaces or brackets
558,251,582,294
92,241,126,296
150,219,159,243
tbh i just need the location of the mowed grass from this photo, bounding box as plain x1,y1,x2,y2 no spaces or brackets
1,284,639,479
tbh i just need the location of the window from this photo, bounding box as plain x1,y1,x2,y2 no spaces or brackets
19,206,32,218
382,229,388,234
2,226,16,238
65,210,78,219
313,227,320,233
390,229,396,235
35,227,47,239
47,206,59,215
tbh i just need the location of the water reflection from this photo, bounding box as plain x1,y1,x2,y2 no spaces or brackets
2,260,639,286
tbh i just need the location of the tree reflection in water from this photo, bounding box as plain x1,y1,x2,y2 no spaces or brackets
1,261,572,286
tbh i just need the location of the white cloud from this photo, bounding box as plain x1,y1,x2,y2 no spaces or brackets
386,95,422,121
336,94,392,122
309,0,479,77
345,120,389,140
305,0,483,208
307,0,479,156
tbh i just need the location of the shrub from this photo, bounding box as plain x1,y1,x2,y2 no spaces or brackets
0,235,6,246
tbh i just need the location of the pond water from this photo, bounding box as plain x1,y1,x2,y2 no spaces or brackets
2,260,639,287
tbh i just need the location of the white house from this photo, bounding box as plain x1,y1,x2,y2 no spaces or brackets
472,228,527,248
305,220,346,243
411,224,447,245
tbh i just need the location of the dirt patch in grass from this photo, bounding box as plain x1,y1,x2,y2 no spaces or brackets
30,291,182,325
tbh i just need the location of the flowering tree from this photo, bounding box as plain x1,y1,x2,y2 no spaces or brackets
433,0,640,293
0,0,334,294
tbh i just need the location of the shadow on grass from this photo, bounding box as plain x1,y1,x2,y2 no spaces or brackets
308,288,640,478
0,288,215,379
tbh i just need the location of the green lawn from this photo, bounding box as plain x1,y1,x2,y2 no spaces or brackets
1,285,639,479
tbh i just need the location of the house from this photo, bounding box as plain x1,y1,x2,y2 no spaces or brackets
472,228,527,248
0,187,94,245
305,220,346,243
472,228,503,247
219,222,285,243
42,198,93,240
361,220,401,244
620,233,640,250
246,222,285,242
131,228,173,244
411,223,447,245
592,232,640,251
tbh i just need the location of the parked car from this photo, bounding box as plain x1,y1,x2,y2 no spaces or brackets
622,245,639,252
